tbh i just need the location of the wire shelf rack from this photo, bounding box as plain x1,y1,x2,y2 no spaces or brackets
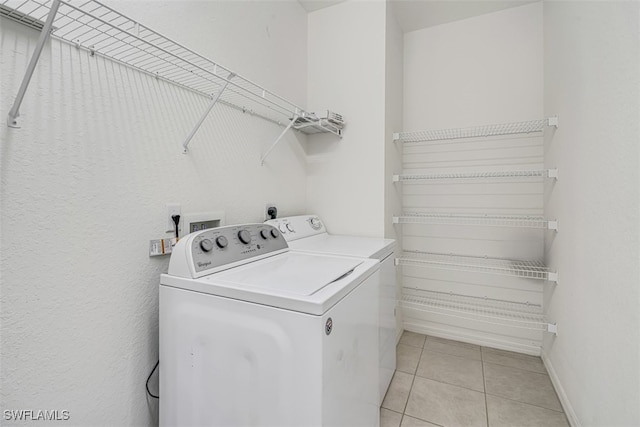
396,251,558,282
393,168,558,182
3,0,303,123
394,213,558,230
393,117,558,143
3,0,344,146
399,289,555,332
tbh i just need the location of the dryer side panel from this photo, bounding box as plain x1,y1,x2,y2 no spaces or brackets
322,270,381,427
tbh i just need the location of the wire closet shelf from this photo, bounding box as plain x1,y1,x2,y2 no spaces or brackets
399,290,555,332
3,0,344,152
3,0,304,124
393,117,558,143
393,168,558,182
396,251,558,282
393,213,558,230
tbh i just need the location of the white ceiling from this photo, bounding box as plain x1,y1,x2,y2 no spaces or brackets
297,0,540,32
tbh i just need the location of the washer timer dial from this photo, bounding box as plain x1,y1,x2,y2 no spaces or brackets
199,239,214,252
237,229,252,245
216,236,228,248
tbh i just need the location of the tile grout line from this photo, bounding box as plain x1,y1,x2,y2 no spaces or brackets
412,370,486,394
400,356,449,427
482,344,490,427
484,391,567,414
483,360,552,378
403,338,425,412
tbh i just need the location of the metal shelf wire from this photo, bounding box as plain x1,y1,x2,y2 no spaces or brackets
399,289,555,332
3,0,343,147
394,213,558,230
393,168,558,182
393,117,558,143
3,0,301,123
396,251,558,282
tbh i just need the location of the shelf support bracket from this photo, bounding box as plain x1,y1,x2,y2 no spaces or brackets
260,113,299,166
546,323,558,335
6,0,61,128
182,73,235,154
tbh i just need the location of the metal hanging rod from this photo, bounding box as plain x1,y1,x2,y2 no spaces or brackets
3,0,344,156
393,117,558,143
393,213,558,230
393,168,558,182
399,290,557,334
396,251,558,282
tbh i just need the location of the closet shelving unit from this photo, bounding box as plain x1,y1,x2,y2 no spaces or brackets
399,290,557,333
394,117,559,339
393,168,558,182
2,0,343,159
396,251,558,282
394,213,558,230
393,117,558,143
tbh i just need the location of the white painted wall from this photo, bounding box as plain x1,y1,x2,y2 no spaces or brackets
384,2,404,340
0,2,307,425
542,1,640,425
384,2,404,241
306,0,387,237
404,2,543,130
400,3,546,353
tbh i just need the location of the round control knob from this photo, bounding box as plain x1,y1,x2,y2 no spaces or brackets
279,224,288,233
286,223,294,232
260,229,270,240
199,239,214,252
309,217,322,229
270,229,279,239
238,229,251,245
215,236,228,248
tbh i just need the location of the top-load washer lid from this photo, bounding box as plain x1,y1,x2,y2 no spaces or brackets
160,224,379,315
210,251,362,296
162,251,378,315
288,233,395,260
266,215,395,260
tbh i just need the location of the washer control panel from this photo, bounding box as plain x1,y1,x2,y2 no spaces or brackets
168,223,288,278
265,215,327,242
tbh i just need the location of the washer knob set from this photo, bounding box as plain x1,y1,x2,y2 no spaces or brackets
260,228,281,240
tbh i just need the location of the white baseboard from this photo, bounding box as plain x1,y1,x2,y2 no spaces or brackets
541,350,580,427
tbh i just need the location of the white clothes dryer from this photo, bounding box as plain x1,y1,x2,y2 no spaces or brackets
160,223,380,427
266,215,397,404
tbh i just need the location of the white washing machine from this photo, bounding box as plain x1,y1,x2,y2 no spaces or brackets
160,223,380,427
266,215,397,404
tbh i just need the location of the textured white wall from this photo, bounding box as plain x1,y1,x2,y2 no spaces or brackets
542,1,640,425
0,1,307,425
306,0,387,237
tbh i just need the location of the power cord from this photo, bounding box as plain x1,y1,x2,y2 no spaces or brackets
146,360,159,399
171,214,180,240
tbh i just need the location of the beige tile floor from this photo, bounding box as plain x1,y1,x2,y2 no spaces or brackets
380,331,570,427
